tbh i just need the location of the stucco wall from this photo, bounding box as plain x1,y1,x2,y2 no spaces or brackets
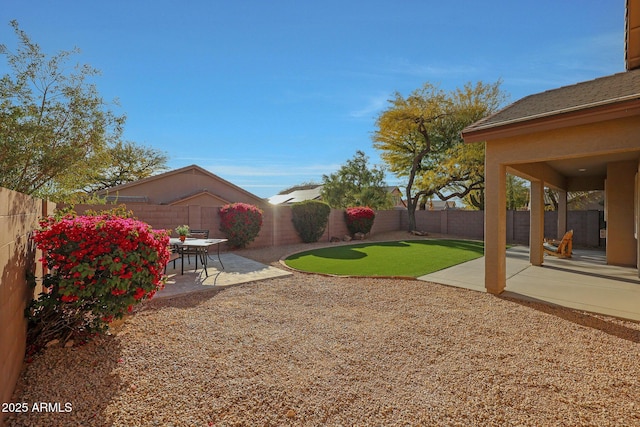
0,188,54,424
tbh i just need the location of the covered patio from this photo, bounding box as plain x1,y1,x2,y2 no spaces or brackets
419,246,640,321
462,68,640,309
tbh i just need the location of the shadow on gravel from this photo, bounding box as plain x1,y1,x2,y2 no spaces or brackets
6,335,123,426
499,294,640,344
142,285,227,310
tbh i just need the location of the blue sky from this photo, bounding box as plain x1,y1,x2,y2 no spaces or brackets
1,1,625,198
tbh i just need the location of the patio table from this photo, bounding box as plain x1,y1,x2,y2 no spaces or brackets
169,238,228,277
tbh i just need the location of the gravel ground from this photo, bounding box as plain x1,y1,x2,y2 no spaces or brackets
7,269,640,426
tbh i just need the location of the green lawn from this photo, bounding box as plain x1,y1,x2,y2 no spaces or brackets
284,239,484,277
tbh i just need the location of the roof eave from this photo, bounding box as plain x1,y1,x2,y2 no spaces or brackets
462,98,640,143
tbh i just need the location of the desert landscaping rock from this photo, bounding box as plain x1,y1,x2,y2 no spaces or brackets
7,270,640,426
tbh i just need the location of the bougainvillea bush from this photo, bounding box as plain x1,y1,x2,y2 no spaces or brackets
291,200,331,243
28,210,170,350
218,203,263,248
345,206,376,235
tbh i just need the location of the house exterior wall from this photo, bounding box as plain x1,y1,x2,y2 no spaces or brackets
170,193,229,207
0,188,54,425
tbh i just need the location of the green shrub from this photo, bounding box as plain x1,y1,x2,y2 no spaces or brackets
291,200,331,243
345,206,375,235
219,203,263,248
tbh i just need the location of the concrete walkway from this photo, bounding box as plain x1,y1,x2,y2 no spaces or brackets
156,253,292,299
419,246,640,321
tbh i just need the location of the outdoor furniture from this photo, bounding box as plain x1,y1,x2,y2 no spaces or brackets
543,230,573,258
169,237,228,277
181,229,210,265
165,247,181,273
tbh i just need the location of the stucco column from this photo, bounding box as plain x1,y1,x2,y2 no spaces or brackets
637,165,640,277
484,159,507,294
557,190,567,239
606,161,637,267
529,180,544,266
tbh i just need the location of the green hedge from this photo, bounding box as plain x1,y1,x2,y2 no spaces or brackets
291,200,331,243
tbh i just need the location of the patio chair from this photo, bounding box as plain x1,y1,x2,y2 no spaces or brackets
543,229,573,258
165,246,181,273
181,229,210,265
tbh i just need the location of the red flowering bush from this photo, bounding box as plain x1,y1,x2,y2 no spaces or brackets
218,203,263,248
28,209,170,350
345,206,376,235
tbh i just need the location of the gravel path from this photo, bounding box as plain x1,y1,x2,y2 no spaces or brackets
7,270,640,426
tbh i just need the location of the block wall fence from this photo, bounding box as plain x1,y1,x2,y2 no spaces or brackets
70,203,603,249
0,188,54,424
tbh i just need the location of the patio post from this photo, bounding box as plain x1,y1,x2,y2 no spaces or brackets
484,158,507,294
529,180,544,266
637,164,640,278
557,190,567,239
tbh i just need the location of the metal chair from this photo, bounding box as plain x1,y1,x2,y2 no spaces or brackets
181,229,210,265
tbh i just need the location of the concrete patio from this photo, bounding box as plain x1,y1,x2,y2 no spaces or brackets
419,246,640,322
156,252,292,298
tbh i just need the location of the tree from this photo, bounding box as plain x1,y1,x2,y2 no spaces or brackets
83,141,168,192
545,189,603,211
505,175,529,210
320,150,392,209
463,174,529,210
373,81,506,231
0,20,167,201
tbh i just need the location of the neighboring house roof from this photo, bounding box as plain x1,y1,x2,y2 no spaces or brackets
268,185,407,206
167,190,230,206
385,186,407,208
428,200,457,210
268,186,323,205
463,68,640,139
96,164,265,206
385,186,402,194
103,195,149,203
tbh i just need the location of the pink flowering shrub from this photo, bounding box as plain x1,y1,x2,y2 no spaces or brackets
345,206,376,235
218,203,263,248
28,209,170,350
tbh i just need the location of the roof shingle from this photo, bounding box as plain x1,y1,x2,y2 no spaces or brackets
464,69,640,133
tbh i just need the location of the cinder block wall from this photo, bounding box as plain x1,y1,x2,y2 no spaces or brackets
72,203,189,233
444,210,484,239
69,203,603,249
0,188,54,425
370,209,403,235
71,204,405,248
